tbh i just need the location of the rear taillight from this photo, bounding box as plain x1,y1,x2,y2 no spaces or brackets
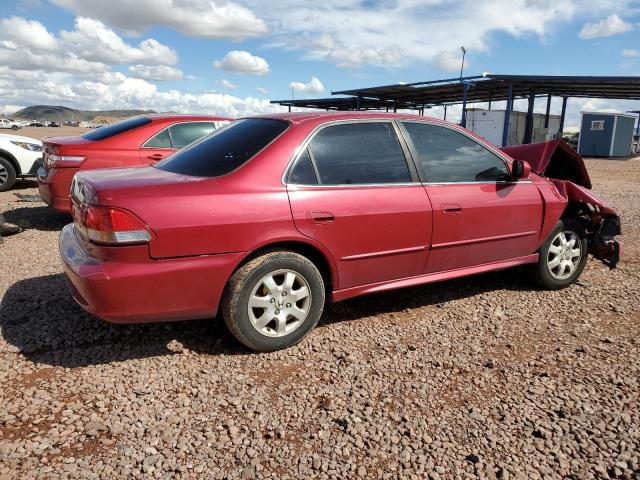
75,204,154,245
47,154,86,168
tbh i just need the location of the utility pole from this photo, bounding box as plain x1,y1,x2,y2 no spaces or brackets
459,46,467,80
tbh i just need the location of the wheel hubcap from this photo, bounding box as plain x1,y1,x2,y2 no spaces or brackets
248,269,312,337
0,164,7,184
547,230,582,280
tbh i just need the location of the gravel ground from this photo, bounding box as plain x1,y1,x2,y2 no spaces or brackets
1,158,639,479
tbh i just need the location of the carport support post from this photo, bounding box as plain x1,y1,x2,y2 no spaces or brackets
443,105,447,121
544,94,551,128
559,97,568,137
523,91,535,144
356,95,361,111
501,84,513,147
461,82,469,127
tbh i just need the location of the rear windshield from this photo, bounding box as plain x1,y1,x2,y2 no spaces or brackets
155,119,288,177
82,116,152,141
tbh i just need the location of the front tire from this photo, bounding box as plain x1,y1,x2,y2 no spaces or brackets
221,250,325,351
533,219,588,289
0,157,17,192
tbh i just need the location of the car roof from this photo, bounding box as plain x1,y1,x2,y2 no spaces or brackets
245,111,449,126
144,114,232,122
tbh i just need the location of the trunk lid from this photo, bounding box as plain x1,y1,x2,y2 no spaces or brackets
501,140,592,189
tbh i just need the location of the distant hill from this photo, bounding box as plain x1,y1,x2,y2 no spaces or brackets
12,105,156,122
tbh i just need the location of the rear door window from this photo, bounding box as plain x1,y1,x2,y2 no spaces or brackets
169,122,217,148
155,119,288,177
307,122,411,185
143,128,172,148
288,148,318,185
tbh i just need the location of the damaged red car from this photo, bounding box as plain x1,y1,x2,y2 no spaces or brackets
59,113,621,351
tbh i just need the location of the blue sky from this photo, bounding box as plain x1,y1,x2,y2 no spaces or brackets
0,0,639,129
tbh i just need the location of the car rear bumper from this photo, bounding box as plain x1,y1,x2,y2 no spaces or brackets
59,224,246,323
37,166,77,213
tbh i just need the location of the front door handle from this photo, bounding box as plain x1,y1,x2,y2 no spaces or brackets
441,203,462,214
308,211,335,223
147,153,165,161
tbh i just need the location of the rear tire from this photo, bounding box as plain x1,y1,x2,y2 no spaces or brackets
0,157,17,192
221,250,325,351
533,219,588,289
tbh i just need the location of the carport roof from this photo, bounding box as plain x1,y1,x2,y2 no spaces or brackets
272,74,640,111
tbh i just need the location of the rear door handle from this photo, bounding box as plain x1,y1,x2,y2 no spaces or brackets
147,153,165,161
308,211,335,223
441,203,462,214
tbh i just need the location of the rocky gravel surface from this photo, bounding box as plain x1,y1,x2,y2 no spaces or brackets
1,158,639,479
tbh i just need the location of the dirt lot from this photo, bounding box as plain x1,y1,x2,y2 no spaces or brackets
9,126,92,141
0,152,639,479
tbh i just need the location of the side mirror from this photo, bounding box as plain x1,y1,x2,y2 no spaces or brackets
511,159,531,180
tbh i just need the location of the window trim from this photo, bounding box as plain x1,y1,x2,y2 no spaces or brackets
397,119,522,185
140,120,217,150
283,119,420,187
590,120,604,131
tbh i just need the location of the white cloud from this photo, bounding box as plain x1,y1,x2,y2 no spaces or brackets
0,16,57,51
0,104,25,116
213,50,269,76
0,69,285,118
622,48,640,57
219,78,238,90
256,87,268,95
248,1,639,68
51,0,267,41
129,65,184,81
0,16,177,77
579,14,633,39
289,76,324,95
60,17,178,65
432,51,468,73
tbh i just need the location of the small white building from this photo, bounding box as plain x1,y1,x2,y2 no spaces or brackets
465,108,561,147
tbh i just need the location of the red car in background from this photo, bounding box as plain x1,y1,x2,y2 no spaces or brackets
38,114,230,212
59,112,621,352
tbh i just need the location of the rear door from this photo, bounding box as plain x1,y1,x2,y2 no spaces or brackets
399,121,543,273
286,120,432,290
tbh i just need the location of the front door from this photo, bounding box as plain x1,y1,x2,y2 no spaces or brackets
286,121,432,289
399,121,543,273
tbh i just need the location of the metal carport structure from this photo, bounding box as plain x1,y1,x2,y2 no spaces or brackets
272,74,640,147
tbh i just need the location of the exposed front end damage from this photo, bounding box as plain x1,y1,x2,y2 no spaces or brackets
503,140,621,269
550,179,621,268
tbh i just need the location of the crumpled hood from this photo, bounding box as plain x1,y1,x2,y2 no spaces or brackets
501,140,592,189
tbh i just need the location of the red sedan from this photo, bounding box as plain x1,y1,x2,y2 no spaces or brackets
38,114,230,212
59,112,621,351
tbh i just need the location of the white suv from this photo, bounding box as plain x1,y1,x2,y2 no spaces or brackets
0,133,43,191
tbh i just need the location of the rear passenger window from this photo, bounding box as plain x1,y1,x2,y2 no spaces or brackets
308,122,411,185
402,122,509,183
288,149,318,185
169,122,216,149
143,128,172,148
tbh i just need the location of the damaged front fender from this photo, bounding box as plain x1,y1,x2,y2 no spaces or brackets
550,179,621,269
